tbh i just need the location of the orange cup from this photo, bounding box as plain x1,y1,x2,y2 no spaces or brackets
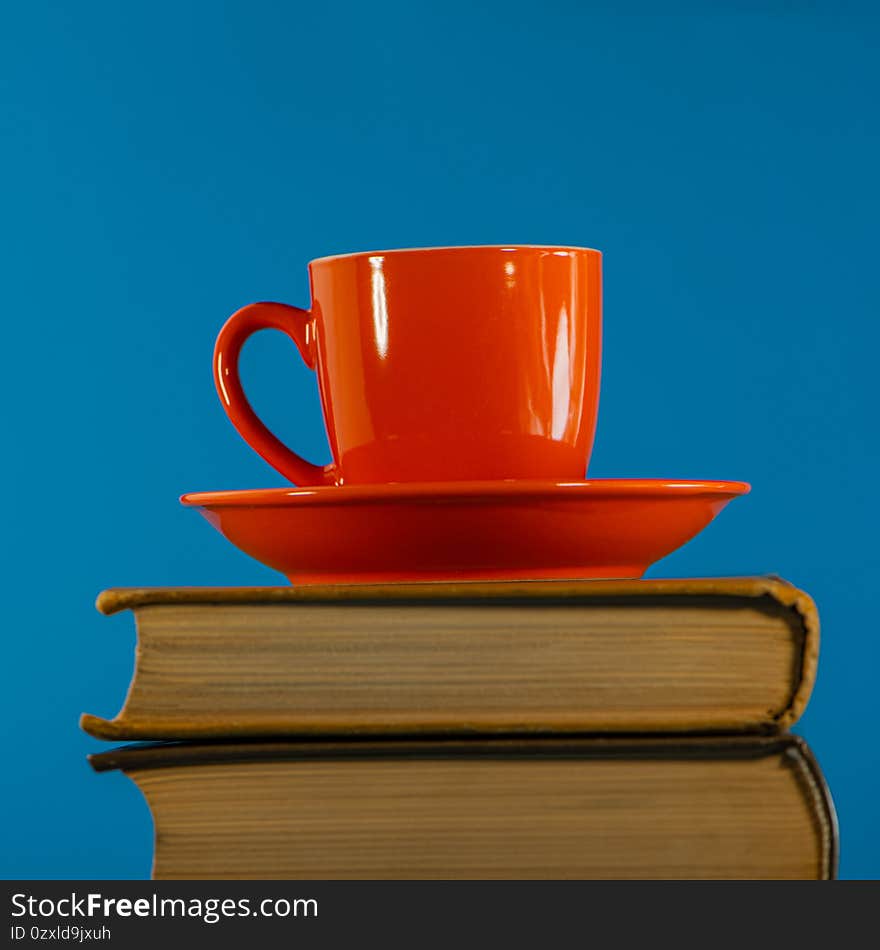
214,245,602,486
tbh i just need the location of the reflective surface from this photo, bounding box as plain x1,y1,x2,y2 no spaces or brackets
214,246,602,486
181,479,749,584
88,736,836,880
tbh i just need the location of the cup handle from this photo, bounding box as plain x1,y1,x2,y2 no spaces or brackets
213,301,336,486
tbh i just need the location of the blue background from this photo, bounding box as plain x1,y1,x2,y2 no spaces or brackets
2,1,878,878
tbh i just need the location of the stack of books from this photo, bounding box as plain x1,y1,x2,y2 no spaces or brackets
84,575,836,879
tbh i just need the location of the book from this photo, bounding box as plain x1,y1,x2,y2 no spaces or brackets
89,735,837,880
81,576,818,740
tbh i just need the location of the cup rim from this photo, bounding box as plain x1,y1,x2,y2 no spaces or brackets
310,244,602,265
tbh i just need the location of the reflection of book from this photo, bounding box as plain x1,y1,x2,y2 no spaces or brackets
90,736,837,880
81,577,817,740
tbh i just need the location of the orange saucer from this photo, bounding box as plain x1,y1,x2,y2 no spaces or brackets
181,480,749,585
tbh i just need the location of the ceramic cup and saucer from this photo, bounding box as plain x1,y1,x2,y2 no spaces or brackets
182,245,748,584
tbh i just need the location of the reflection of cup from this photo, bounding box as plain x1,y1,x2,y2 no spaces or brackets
214,245,602,486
